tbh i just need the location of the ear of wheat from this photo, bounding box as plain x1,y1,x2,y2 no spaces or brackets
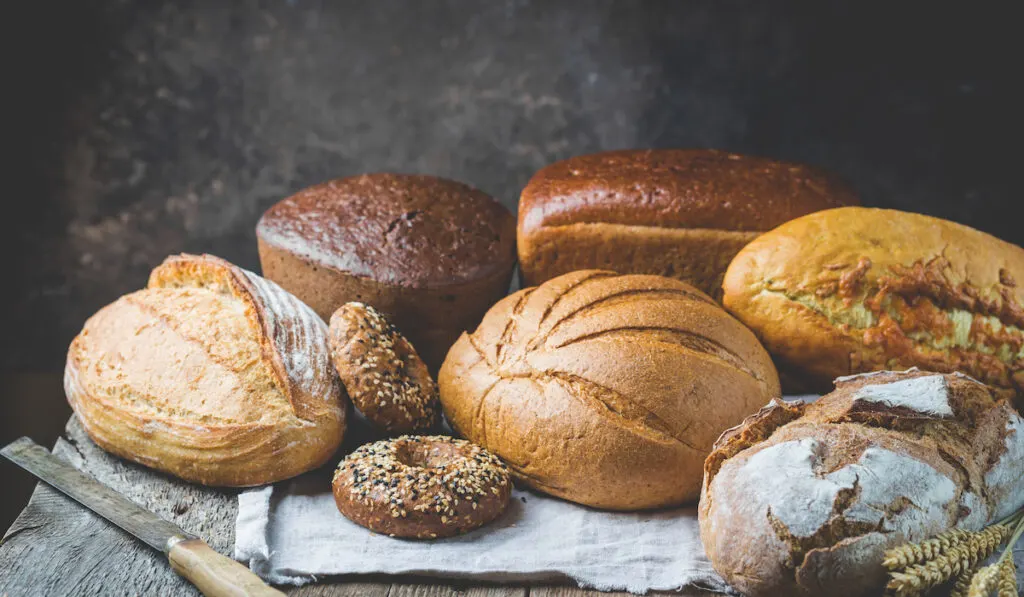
885,506,1023,597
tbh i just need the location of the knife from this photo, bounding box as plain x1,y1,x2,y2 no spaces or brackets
2,437,284,597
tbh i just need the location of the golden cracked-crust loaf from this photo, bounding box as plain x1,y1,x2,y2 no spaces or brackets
329,302,440,434
722,206,1024,400
517,149,858,298
438,270,781,510
699,369,1024,597
256,173,518,371
64,253,348,486
332,435,512,539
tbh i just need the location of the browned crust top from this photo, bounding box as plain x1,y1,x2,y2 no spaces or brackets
257,173,516,288
332,435,512,539
519,149,858,234
329,302,439,434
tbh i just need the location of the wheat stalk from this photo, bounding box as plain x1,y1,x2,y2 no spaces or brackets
951,566,979,597
883,527,972,570
886,525,1010,596
967,563,1001,597
995,558,1017,597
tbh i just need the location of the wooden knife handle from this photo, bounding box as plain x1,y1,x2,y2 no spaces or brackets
168,538,285,597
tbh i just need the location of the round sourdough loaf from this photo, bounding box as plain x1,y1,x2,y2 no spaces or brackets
64,253,348,486
256,173,517,371
438,270,781,510
699,369,1024,597
722,206,1024,399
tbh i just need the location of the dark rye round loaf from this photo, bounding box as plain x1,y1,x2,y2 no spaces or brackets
517,149,859,298
257,174,517,370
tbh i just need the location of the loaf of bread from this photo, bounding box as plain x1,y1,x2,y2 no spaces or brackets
722,206,1024,399
438,270,780,510
257,173,517,371
517,149,858,298
699,369,1024,597
64,254,347,486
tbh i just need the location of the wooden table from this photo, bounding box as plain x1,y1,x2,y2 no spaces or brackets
0,418,709,597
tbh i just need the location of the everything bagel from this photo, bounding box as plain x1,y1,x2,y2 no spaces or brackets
332,435,512,539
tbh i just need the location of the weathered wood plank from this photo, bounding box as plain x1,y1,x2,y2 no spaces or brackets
0,418,228,596
531,587,711,596
287,580,392,596
388,583,526,596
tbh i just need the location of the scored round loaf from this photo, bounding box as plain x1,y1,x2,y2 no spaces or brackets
699,369,1024,597
64,254,348,486
438,270,781,510
722,206,1024,399
517,149,858,298
257,173,517,371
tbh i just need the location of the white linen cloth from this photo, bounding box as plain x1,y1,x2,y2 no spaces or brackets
235,469,731,594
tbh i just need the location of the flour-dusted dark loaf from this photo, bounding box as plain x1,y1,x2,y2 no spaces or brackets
64,254,348,486
699,369,1024,597
257,173,517,371
517,149,858,298
438,270,781,510
723,206,1024,400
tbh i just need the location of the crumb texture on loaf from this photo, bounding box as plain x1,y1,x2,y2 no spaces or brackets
65,253,346,486
439,270,780,510
723,207,1024,398
698,369,1024,597
256,173,516,288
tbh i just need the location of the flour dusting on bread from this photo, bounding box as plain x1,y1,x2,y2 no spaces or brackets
242,269,338,406
984,412,1024,520
730,439,956,540
850,375,953,416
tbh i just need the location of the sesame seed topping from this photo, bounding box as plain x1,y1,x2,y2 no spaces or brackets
333,435,511,521
330,302,440,433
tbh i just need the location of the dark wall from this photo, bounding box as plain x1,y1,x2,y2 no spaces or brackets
5,2,1022,368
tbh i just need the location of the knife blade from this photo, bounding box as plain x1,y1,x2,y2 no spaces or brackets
2,436,195,552
2,437,284,597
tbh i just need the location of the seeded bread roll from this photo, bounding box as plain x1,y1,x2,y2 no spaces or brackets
439,270,780,510
257,173,517,371
332,435,512,539
329,302,439,434
518,149,858,298
699,369,1024,597
722,207,1024,399
64,254,348,486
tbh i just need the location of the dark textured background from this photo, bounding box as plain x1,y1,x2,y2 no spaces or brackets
2,1,1020,526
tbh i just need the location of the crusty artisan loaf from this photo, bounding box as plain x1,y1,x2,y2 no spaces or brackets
517,149,858,298
722,206,1024,399
257,173,517,371
438,270,780,510
64,253,348,486
699,369,1024,597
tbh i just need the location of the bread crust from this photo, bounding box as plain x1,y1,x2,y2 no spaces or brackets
329,302,439,434
64,253,348,486
518,149,858,296
699,369,1024,597
332,435,511,539
438,270,780,510
257,173,517,370
722,207,1024,400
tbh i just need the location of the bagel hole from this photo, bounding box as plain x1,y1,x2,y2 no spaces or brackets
396,442,461,469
